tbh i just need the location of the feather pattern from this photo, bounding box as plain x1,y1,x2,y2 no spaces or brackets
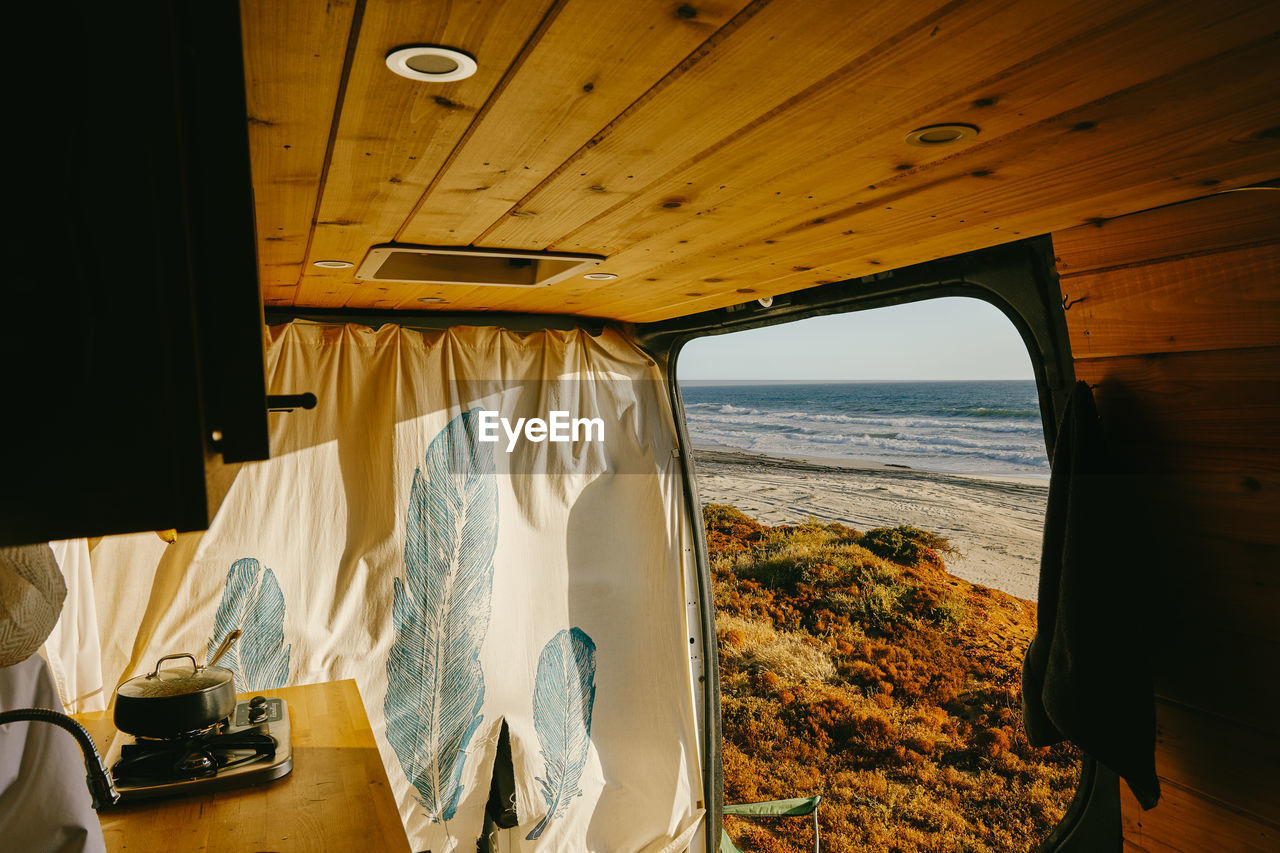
385,408,498,822
527,627,597,840
206,558,291,691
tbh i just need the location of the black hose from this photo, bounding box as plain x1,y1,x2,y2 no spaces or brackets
0,708,120,809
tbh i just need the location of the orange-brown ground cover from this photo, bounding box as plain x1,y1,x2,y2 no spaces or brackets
708,504,1079,853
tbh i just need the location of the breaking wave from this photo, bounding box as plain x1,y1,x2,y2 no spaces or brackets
681,381,1049,477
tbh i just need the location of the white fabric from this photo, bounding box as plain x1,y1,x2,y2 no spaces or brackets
54,322,705,852
0,655,106,853
41,541,105,713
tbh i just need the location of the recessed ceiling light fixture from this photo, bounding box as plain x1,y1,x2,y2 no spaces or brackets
417,296,448,304
386,46,477,83
905,123,979,147
583,272,617,281
313,260,354,269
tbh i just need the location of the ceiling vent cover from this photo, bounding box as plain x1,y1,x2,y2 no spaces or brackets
355,245,605,288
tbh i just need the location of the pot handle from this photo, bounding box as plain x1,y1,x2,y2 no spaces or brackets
147,653,198,679
206,629,242,669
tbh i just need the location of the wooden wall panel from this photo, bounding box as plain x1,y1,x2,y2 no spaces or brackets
1152,701,1279,824
1073,348,1280,451
1120,784,1276,853
1061,246,1280,359
1053,190,1280,850
1147,536,1280,726
1053,190,1280,275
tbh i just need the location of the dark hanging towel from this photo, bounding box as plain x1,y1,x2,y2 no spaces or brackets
1023,381,1160,809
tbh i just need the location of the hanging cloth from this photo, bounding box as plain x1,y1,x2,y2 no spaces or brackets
52,322,706,852
1023,381,1160,808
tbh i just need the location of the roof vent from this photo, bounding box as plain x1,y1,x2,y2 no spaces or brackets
355,245,605,288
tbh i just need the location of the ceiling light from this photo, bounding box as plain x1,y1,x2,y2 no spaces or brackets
386,46,477,83
313,260,354,269
417,296,448,303
583,272,617,281
905,124,979,147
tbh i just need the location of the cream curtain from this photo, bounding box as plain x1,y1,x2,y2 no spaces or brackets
45,321,706,853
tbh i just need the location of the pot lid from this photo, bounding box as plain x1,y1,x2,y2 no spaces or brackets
117,653,233,699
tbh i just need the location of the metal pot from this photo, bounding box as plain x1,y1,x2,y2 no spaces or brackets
113,633,239,738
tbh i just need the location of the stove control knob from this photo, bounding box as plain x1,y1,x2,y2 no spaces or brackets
249,695,267,709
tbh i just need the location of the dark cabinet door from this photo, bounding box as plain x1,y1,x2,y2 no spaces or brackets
1,0,268,546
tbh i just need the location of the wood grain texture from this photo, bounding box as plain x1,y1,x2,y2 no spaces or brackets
1074,348,1280,452
1080,351,1280,545
520,0,1280,316
479,0,954,249
76,680,410,853
1143,534,1280,725
1060,245,1280,359
608,30,1280,321
296,0,558,307
407,0,1280,317
1121,782,1278,853
241,0,359,304
1151,700,1280,825
1054,190,1280,276
1053,189,1280,851
241,0,1280,318
395,0,757,248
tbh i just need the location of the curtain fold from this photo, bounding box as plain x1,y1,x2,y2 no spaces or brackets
49,321,705,853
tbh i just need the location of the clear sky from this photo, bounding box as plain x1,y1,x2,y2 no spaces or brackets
677,296,1035,381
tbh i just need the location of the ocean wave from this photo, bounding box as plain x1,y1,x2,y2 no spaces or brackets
787,431,1046,461
686,408,1043,435
938,407,1041,418
681,382,1047,475
690,425,1050,473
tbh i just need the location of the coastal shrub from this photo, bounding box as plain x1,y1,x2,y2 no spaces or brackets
704,503,766,553
849,582,914,630
708,504,1079,853
928,592,967,629
717,614,837,683
859,525,955,568
737,552,809,588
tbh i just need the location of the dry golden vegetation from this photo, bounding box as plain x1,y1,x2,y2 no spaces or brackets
707,504,1079,853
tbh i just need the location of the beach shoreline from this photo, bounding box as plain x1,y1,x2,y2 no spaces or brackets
691,446,1048,601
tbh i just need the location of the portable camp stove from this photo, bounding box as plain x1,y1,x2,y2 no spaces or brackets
104,696,293,802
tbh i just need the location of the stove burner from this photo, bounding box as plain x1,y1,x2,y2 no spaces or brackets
112,726,277,785
105,696,293,802
132,721,221,743
176,749,216,777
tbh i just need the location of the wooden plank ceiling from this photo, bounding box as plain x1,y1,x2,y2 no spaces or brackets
242,0,1280,322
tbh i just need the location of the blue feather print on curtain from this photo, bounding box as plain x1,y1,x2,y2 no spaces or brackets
206,558,291,692
385,408,498,822
527,627,597,840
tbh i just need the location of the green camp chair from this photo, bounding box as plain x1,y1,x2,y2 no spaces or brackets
719,796,822,853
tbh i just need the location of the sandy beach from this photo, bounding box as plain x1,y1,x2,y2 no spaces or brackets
692,447,1048,601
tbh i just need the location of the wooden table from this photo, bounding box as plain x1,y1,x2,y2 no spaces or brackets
74,679,411,852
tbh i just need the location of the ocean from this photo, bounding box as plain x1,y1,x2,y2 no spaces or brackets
678,380,1049,478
